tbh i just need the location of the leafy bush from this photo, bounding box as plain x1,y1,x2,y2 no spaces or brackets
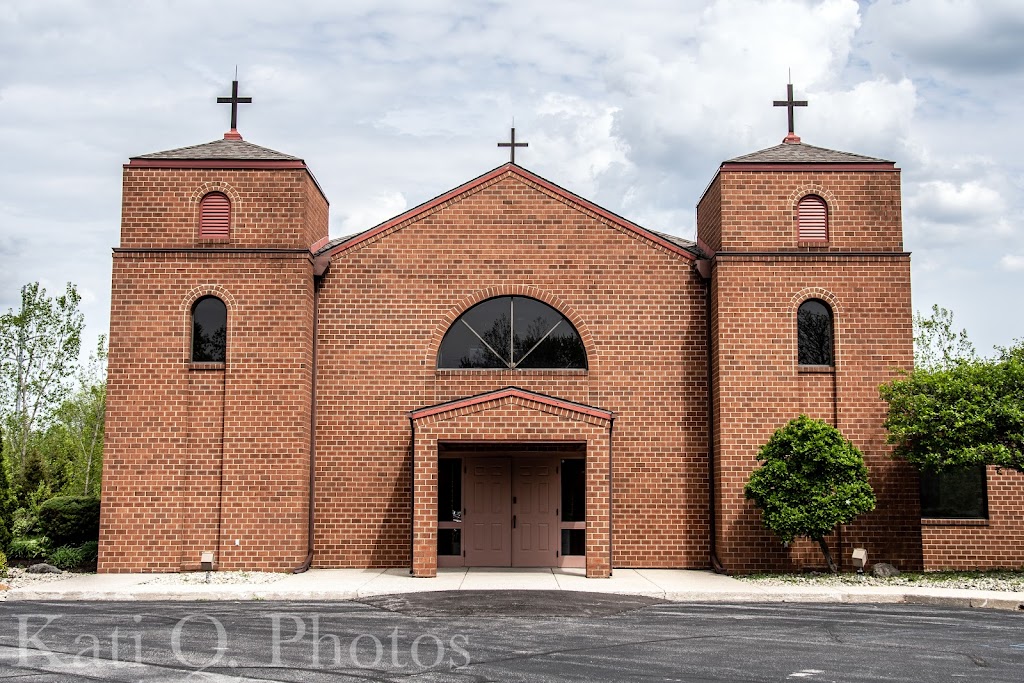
0,550,8,579
47,545,83,571
881,343,1024,473
78,541,99,565
745,415,876,573
37,496,100,547
11,508,38,538
7,536,48,560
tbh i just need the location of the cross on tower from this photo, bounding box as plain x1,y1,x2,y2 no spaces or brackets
773,82,807,143
497,127,528,164
217,79,252,140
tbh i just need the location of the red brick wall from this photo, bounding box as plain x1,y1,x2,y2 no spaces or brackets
120,167,327,249
697,174,722,253
101,161,323,573
702,166,922,573
313,170,710,571
110,152,1006,576
716,170,903,252
923,467,1024,569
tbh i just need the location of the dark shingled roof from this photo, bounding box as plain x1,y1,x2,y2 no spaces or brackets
133,138,301,161
726,142,891,164
648,229,705,258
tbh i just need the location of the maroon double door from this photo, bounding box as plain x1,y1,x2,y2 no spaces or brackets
464,457,559,567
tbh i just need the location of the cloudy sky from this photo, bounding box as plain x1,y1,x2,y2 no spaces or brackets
1,0,1022,356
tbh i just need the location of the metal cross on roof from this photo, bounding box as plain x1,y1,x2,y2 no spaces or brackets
773,83,808,140
217,80,252,135
497,127,528,164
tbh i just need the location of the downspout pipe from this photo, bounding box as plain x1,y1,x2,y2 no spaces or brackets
293,274,323,574
409,418,416,576
698,259,726,574
608,415,615,577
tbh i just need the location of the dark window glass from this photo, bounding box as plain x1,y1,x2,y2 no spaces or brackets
561,529,585,556
797,299,834,366
920,467,988,519
438,529,462,556
192,296,226,363
561,459,586,522
438,296,587,369
438,459,462,523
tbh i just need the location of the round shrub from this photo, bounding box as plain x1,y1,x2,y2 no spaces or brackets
37,496,100,547
47,545,84,571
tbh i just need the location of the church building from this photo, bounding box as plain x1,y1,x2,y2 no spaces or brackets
98,83,1022,576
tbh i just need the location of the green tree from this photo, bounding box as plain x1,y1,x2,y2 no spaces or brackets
881,343,1024,473
50,337,106,497
914,304,975,370
744,415,876,573
0,430,15,550
0,283,84,471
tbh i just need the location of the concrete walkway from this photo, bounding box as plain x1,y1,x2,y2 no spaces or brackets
6,568,1024,610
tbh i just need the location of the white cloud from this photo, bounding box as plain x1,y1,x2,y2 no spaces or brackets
1000,254,1024,272
909,180,1007,225
338,191,409,235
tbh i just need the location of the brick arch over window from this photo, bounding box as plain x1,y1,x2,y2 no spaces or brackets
428,286,597,374
180,286,236,363
790,288,841,369
190,182,241,241
789,185,838,243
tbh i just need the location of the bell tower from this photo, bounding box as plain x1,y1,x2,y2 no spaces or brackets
100,80,329,573
696,84,921,573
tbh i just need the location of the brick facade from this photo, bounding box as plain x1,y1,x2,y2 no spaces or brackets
99,135,1023,575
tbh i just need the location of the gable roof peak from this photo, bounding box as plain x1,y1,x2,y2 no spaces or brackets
314,163,700,266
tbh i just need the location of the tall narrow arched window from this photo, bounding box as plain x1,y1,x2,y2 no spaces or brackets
438,296,587,369
798,194,828,242
797,299,833,366
192,296,227,363
199,192,231,239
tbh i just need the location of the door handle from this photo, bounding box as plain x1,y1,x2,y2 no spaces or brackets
512,515,516,529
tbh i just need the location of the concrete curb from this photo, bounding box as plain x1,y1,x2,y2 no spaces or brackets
6,588,1024,610
4,569,1023,611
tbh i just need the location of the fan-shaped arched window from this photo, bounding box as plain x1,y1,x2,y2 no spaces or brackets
798,194,828,242
192,296,227,363
199,192,231,239
438,297,587,369
797,299,834,366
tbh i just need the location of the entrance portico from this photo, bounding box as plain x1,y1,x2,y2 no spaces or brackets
409,387,614,578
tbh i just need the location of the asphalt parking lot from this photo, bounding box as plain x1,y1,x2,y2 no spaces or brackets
0,592,1021,681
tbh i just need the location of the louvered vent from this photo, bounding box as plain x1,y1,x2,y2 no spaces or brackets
798,195,828,241
200,192,231,239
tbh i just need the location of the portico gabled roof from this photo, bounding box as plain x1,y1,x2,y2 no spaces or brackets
408,387,615,423
314,163,699,271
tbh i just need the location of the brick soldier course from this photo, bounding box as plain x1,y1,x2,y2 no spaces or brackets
99,102,1023,576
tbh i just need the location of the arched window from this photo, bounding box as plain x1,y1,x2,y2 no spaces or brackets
199,192,231,239
798,194,828,242
192,296,227,363
797,299,833,366
438,296,587,369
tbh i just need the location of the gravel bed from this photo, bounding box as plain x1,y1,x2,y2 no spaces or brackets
0,567,79,600
738,571,1024,592
142,571,287,586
